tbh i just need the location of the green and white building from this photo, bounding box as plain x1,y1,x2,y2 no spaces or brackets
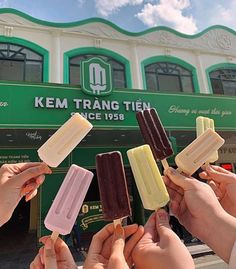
0,8,236,245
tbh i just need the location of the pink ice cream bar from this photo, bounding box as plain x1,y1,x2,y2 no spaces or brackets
44,164,93,235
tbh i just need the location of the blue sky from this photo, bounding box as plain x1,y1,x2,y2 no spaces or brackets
0,0,236,34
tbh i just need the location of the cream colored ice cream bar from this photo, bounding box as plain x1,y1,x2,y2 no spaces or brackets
127,145,169,210
196,116,217,163
175,128,224,176
38,113,93,167
196,116,215,137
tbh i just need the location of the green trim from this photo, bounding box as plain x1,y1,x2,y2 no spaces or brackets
2,8,236,39
63,47,132,88
206,63,236,94
141,55,199,93
0,35,49,82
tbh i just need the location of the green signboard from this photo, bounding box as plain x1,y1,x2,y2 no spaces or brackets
0,148,39,164
0,81,236,130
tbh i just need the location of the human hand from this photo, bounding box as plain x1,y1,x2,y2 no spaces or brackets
199,165,236,217
132,209,194,269
0,162,51,226
83,223,144,269
30,236,77,269
164,167,236,262
164,167,222,239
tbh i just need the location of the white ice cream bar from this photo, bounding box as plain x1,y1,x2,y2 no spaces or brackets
196,116,218,163
127,145,169,211
175,129,225,176
196,116,215,136
44,164,93,235
38,113,93,167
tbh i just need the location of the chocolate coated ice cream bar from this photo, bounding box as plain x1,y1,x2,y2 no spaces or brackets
96,151,131,223
136,108,173,169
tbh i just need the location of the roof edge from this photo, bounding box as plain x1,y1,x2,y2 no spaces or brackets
1,8,236,38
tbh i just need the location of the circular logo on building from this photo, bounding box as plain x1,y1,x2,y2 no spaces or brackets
81,57,113,96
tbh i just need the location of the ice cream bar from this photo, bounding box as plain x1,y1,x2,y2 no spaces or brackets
175,129,225,176
38,113,93,167
44,164,93,237
127,145,169,210
196,116,215,137
196,116,218,163
136,108,173,169
96,151,131,223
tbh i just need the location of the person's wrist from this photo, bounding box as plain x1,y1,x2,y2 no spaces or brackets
202,209,236,262
197,206,225,242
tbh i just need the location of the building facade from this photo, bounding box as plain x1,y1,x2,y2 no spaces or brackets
0,8,236,246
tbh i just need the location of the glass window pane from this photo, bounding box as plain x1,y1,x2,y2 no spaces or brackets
0,43,43,82
70,55,85,65
0,43,7,50
0,60,24,81
145,64,155,72
69,65,80,84
211,78,223,94
21,49,42,60
181,76,194,93
9,44,21,52
9,51,25,60
210,69,236,95
166,64,179,75
25,62,42,82
158,74,181,92
210,70,221,79
222,80,236,95
176,65,189,75
220,69,236,80
113,70,126,88
145,62,194,92
0,50,7,57
146,73,157,91
110,60,123,69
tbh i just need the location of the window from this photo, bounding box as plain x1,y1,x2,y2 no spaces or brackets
210,69,236,95
69,54,127,88
145,62,194,93
0,43,43,82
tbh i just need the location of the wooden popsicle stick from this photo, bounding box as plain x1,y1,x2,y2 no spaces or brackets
113,218,122,227
51,231,59,242
161,158,169,170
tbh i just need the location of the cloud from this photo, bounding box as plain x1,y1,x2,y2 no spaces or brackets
136,0,198,34
95,0,144,17
0,0,10,7
77,0,86,7
208,2,236,27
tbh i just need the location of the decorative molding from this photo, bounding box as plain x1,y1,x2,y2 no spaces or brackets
3,26,13,37
1,8,236,54
94,38,102,48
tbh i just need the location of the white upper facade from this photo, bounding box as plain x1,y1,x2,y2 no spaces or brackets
0,8,236,94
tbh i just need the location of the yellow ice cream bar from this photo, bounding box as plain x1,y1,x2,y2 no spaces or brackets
196,116,217,163
127,145,169,210
38,113,93,167
175,128,224,176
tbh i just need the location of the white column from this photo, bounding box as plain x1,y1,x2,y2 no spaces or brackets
195,51,209,94
50,31,62,83
129,41,143,90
